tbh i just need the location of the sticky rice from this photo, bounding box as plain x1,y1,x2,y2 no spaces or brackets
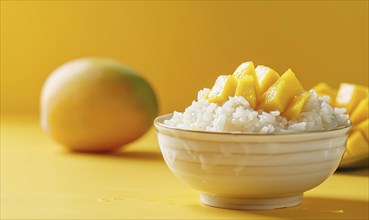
164,89,349,133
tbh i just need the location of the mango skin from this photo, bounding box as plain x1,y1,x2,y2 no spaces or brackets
41,58,158,152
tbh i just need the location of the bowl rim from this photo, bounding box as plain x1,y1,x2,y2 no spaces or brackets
154,113,352,136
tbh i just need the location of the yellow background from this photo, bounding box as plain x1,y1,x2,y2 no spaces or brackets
1,1,368,115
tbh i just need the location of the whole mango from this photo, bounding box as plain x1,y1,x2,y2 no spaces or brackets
41,58,158,152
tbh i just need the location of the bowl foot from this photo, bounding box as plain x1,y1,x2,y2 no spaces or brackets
200,193,302,210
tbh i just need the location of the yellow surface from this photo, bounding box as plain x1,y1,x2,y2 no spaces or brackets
1,1,368,115
1,117,368,219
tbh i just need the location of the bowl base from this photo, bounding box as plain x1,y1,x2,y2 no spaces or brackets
200,193,302,210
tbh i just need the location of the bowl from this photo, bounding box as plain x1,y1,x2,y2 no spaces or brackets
154,114,351,210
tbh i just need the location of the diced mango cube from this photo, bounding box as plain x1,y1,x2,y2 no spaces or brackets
312,82,337,105
350,97,369,125
207,75,238,104
282,92,310,120
259,69,304,113
233,61,257,80
280,69,304,96
258,80,290,112
335,83,368,114
313,82,337,95
353,119,369,141
235,75,257,108
255,65,280,99
345,131,368,160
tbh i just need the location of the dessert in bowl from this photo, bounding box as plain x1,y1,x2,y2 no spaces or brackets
155,62,351,210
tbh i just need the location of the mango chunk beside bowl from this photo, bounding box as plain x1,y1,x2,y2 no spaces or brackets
350,97,369,125
335,83,368,114
353,119,369,141
341,131,369,166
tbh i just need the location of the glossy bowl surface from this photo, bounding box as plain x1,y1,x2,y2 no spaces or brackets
154,114,351,210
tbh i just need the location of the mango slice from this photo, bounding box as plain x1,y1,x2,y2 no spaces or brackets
335,83,368,114
350,97,369,125
354,119,369,141
255,65,280,99
282,92,310,120
312,82,337,105
258,80,289,112
207,75,238,104
235,75,257,108
280,69,304,96
233,61,257,80
259,69,304,113
340,131,369,168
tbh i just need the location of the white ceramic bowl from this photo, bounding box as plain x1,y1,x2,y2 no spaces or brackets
154,114,351,210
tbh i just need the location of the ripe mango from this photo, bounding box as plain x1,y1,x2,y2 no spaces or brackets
350,97,369,125
41,58,158,152
233,61,257,80
255,65,280,99
207,75,238,104
259,69,304,113
312,82,337,105
335,83,368,114
282,92,310,120
353,119,368,141
235,75,257,108
340,131,368,168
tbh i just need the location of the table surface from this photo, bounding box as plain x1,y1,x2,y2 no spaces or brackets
1,116,368,219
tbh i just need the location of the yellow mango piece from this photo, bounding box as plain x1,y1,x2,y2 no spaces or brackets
282,92,310,120
207,75,238,104
258,80,290,112
350,97,369,125
345,131,368,161
235,75,257,108
353,119,369,141
259,69,304,113
335,83,368,114
232,61,257,80
280,69,304,96
313,82,337,95
255,65,280,99
312,82,337,105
